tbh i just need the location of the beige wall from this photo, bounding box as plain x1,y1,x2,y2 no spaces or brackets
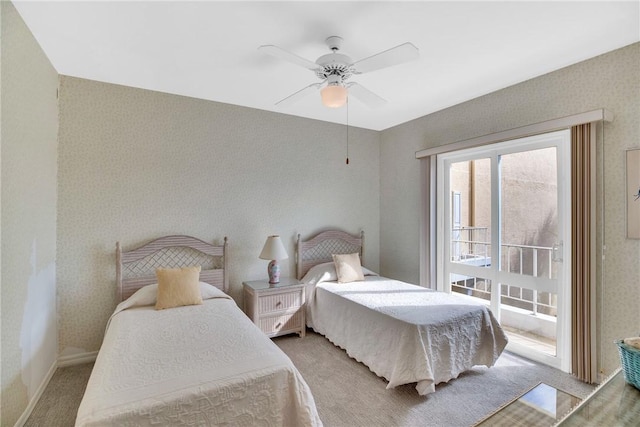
380,42,640,376
0,2,59,425
57,76,380,356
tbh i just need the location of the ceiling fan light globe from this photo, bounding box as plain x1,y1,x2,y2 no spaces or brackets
321,85,348,108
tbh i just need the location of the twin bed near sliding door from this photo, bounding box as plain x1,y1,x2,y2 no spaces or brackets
76,235,321,427
297,229,508,396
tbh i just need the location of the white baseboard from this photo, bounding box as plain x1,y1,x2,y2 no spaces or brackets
14,352,98,426
14,361,57,427
57,351,98,367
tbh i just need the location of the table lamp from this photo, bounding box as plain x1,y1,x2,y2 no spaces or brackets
259,235,288,284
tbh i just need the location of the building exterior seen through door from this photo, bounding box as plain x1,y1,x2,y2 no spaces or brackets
437,130,571,371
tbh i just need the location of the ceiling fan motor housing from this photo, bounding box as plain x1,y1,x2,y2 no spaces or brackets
315,52,354,83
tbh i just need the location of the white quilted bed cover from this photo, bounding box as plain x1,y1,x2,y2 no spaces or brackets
306,276,508,396
76,292,322,426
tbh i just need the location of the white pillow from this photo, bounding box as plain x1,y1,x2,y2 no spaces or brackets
301,262,338,286
333,253,365,283
301,261,378,286
117,282,229,312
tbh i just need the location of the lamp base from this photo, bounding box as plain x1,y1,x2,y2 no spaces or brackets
267,259,280,285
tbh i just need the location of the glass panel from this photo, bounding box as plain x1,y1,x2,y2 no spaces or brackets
558,370,640,426
500,147,558,279
476,383,580,426
500,282,557,356
449,158,491,267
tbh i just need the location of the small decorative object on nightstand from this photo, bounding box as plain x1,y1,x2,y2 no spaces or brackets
258,235,288,284
243,278,305,338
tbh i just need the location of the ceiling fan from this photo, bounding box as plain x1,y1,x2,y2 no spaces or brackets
259,36,419,109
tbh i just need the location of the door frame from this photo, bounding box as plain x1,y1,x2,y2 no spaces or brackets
436,130,571,371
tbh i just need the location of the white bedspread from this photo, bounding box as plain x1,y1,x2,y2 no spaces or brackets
76,288,322,426
306,276,508,396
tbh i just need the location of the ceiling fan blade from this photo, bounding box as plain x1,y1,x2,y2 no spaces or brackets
259,45,321,71
350,42,419,74
276,82,324,107
347,82,387,108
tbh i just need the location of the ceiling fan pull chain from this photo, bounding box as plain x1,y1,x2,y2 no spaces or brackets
346,99,350,165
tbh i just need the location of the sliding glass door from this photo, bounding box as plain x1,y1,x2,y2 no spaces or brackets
437,130,571,370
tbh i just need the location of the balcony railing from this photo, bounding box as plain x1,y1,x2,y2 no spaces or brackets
450,227,556,317
451,226,489,262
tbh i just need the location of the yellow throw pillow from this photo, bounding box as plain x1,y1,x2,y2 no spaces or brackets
332,253,365,283
155,265,202,310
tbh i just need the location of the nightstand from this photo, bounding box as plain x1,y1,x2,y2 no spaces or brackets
243,278,306,338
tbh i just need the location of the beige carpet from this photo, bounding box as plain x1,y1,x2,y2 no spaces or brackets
25,330,594,426
275,332,593,426
24,362,93,427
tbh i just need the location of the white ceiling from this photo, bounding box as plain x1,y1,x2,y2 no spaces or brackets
12,1,640,131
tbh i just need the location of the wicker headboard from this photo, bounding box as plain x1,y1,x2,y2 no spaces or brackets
296,229,364,280
116,235,228,302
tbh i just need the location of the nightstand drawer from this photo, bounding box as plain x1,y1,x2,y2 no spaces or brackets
243,279,305,338
258,291,302,314
260,311,304,336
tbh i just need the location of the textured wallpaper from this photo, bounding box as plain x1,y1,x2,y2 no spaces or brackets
57,77,380,355
1,2,59,425
380,42,640,377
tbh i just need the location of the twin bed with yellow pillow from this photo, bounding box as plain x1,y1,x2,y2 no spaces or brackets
75,235,321,427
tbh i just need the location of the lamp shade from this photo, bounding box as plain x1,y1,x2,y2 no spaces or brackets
321,85,348,108
259,235,288,260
